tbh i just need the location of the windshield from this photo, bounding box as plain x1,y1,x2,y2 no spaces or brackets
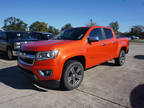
30,33,54,40
53,27,89,40
7,32,34,40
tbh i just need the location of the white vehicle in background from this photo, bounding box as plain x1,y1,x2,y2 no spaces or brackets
130,36,139,40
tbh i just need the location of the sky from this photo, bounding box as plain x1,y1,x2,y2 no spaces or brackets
0,0,144,32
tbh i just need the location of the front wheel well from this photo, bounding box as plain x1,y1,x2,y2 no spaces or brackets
121,47,127,53
63,56,86,70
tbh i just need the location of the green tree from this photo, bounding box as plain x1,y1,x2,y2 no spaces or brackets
121,32,131,37
29,21,48,32
2,17,27,31
109,21,119,34
48,26,59,35
61,24,72,31
130,25,144,36
86,19,97,26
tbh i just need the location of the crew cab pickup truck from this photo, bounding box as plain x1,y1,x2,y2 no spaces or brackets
18,26,129,90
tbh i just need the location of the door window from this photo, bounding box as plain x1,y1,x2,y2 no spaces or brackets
89,28,104,40
103,28,113,39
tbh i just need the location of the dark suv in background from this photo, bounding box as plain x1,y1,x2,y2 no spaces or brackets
0,31,38,59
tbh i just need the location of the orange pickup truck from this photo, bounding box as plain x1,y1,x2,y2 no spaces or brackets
18,26,129,90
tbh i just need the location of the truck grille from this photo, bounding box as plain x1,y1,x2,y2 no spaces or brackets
18,50,36,65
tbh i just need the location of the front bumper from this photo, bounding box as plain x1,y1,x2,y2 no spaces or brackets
18,66,60,88
18,58,62,81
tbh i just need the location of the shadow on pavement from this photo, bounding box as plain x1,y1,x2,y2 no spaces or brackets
0,66,47,92
101,62,115,66
0,52,9,60
100,60,118,66
130,84,144,108
86,61,116,70
0,53,7,60
134,55,144,60
0,52,17,61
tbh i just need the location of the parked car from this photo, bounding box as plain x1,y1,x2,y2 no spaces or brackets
18,26,129,90
130,36,139,40
0,31,38,59
30,32,54,40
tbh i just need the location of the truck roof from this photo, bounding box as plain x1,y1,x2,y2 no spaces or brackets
73,26,112,30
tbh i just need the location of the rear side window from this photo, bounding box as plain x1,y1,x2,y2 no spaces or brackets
103,28,113,39
89,28,104,40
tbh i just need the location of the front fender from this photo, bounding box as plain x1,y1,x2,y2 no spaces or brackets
57,50,86,79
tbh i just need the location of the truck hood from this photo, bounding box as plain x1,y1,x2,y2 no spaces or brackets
22,40,74,51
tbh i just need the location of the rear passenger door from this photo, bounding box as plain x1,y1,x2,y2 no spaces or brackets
102,28,117,60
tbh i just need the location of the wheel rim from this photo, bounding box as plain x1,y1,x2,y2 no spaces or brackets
67,65,82,87
120,51,125,65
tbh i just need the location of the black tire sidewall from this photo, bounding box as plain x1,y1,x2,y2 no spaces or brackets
61,60,84,90
7,48,13,60
117,50,126,66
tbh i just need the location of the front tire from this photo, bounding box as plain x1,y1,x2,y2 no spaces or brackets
7,48,13,60
61,60,84,90
114,50,126,66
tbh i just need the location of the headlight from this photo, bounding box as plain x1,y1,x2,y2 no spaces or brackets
36,50,59,60
14,42,21,49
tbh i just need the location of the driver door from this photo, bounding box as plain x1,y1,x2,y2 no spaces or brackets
86,28,107,68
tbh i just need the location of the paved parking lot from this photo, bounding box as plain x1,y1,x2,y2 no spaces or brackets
0,42,144,108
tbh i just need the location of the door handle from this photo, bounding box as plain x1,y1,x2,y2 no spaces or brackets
101,43,106,46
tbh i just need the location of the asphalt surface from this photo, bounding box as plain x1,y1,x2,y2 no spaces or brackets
0,42,144,108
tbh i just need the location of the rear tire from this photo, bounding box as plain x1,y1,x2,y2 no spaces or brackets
114,50,126,66
7,48,13,60
61,60,84,90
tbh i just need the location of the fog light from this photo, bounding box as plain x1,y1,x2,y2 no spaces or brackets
38,70,52,77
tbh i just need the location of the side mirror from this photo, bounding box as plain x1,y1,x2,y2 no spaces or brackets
88,36,99,42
